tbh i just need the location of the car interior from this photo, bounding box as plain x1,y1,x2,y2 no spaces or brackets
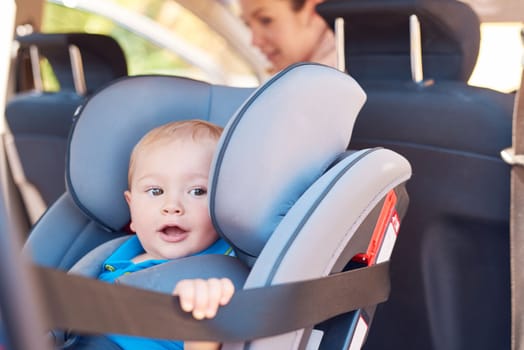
14,63,412,349
0,0,520,349
317,0,514,349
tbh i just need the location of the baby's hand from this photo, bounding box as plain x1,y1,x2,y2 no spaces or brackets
173,278,235,320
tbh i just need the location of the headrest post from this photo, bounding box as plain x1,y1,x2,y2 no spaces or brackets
335,17,346,73
28,45,43,92
68,44,87,96
409,14,424,84
520,24,524,68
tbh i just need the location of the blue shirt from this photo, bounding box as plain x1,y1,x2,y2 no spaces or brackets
99,236,234,350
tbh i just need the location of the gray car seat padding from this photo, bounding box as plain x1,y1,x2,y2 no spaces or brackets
23,193,124,270
229,148,410,349
210,64,366,260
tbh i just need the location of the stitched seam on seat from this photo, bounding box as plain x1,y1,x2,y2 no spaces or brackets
265,148,377,286
327,173,410,276
210,64,309,257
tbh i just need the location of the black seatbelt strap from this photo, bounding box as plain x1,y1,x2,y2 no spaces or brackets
34,262,390,342
501,66,524,350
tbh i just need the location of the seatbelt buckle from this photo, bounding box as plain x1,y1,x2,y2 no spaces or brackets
501,147,524,166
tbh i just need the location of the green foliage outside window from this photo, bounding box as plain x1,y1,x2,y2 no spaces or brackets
40,1,194,90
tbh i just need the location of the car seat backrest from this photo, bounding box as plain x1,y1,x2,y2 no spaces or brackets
317,0,480,82
355,80,512,350
5,33,128,225
317,2,513,348
5,92,82,222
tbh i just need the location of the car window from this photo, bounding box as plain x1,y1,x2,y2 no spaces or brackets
41,0,260,87
469,22,522,93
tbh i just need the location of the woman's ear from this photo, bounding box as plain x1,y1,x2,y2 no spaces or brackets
303,0,326,24
307,0,325,7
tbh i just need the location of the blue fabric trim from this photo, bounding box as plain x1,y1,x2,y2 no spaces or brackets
107,334,183,350
98,236,166,282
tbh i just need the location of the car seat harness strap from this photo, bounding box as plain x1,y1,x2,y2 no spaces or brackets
34,261,390,342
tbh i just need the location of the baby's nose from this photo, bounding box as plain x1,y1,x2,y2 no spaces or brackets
162,199,183,215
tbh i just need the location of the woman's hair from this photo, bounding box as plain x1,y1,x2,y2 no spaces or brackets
290,0,307,11
127,119,223,186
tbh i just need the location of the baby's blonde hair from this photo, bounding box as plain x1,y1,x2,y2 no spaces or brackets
127,120,223,186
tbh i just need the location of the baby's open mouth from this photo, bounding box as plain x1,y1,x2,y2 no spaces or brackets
159,225,188,242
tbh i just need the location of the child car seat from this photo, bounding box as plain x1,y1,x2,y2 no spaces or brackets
24,63,412,349
318,0,514,349
5,33,127,225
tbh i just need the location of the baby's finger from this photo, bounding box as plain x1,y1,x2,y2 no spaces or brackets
204,278,223,318
219,278,235,306
192,279,209,320
173,279,196,313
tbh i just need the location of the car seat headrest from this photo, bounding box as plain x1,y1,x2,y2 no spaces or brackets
16,33,127,94
67,75,253,231
317,0,480,82
67,64,366,262
209,64,366,259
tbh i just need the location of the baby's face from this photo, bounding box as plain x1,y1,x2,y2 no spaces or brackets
124,137,218,261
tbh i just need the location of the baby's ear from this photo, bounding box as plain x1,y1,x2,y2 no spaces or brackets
124,190,132,206
123,191,135,233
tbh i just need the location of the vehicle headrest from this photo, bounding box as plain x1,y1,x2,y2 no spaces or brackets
67,64,366,261
16,33,127,94
317,0,480,82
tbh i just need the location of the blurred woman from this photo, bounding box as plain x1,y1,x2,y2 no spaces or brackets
239,0,336,74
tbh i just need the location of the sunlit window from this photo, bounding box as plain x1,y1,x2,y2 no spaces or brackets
41,0,259,86
469,22,523,93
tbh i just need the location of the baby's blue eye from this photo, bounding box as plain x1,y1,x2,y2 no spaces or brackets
147,188,163,196
189,188,207,197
